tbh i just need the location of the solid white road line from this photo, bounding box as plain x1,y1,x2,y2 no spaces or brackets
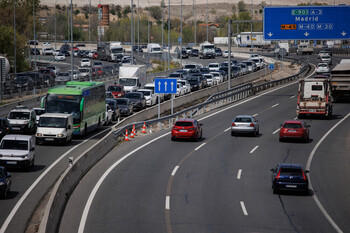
306,112,350,233
165,196,170,210
224,127,231,132
0,127,111,233
273,128,280,134
290,95,296,99
194,143,206,151
237,169,242,179
240,201,248,216
249,146,259,154
171,166,179,176
77,132,171,233
271,103,279,108
253,113,258,117
294,117,298,120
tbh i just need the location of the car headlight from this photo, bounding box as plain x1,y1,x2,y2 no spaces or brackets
57,134,65,138
36,133,42,137
21,154,28,159
0,182,4,186
23,121,29,124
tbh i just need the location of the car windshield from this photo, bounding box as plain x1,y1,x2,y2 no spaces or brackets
125,93,141,99
138,91,150,96
184,65,196,69
169,73,180,77
108,86,123,92
39,117,67,128
116,99,128,105
8,112,30,120
188,77,199,82
283,123,302,129
208,64,218,67
234,117,252,123
0,140,28,150
280,168,302,176
119,79,136,86
175,121,193,127
58,73,69,76
34,109,45,115
318,64,327,67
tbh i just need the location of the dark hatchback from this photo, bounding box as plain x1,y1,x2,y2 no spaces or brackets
215,48,223,57
271,163,309,195
0,118,10,140
115,98,133,116
191,49,199,57
187,76,202,91
125,92,146,111
0,166,11,199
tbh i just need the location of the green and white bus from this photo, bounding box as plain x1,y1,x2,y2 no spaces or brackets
41,81,106,136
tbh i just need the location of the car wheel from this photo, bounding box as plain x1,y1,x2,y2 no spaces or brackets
1,189,7,199
231,131,234,137
279,137,283,142
273,187,278,194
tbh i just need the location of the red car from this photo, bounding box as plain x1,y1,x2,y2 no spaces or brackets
107,85,125,98
171,119,203,141
92,52,98,59
279,120,310,142
92,67,103,76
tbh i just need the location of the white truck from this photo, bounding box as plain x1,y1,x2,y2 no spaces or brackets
97,41,124,61
296,44,313,55
147,43,162,54
199,41,215,59
274,42,290,56
118,65,147,92
330,62,350,102
238,32,271,47
35,113,73,145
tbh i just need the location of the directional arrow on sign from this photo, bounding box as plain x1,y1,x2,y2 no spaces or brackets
171,81,174,91
164,81,167,92
268,32,273,37
341,31,347,36
158,81,161,91
304,32,310,37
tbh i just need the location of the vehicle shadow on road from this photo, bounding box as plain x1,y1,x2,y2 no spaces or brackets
7,165,46,173
3,191,20,200
280,138,314,144
277,189,314,197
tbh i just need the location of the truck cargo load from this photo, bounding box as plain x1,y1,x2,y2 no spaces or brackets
118,65,147,92
199,41,215,59
330,62,350,102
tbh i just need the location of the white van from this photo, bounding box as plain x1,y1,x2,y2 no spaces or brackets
147,43,162,54
0,135,35,169
35,113,73,145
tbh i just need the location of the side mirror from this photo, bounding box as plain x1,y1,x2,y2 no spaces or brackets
30,147,35,151
270,168,275,172
7,172,11,178
280,124,283,127
199,123,203,126
67,125,71,130
307,125,311,128
305,170,309,173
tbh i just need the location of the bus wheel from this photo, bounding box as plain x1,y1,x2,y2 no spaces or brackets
98,118,101,129
84,123,87,138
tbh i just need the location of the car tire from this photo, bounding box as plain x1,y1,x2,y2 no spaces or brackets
279,137,283,142
231,131,234,137
171,137,175,141
1,189,7,199
273,186,278,194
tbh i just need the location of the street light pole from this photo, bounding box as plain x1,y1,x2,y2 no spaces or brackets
33,0,37,70
250,0,253,52
168,0,171,70
228,19,231,90
162,1,164,70
206,0,208,41
70,0,73,81
89,0,91,42
54,0,58,50
148,0,150,43
180,0,182,67
137,0,140,50
14,0,16,74
131,0,134,64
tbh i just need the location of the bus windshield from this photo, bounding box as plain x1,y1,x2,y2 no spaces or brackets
46,94,81,119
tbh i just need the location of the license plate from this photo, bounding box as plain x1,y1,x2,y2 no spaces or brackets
288,130,296,132
286,185,297,188
309,109,316,112
179,130,187,132
45,138,54,141
12,127,20,130
6,161,17,165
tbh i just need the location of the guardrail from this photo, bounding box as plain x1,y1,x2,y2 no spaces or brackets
40,57,309,233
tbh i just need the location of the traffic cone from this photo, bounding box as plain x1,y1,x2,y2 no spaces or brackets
124,129,130,141
130,128,135,138
142,122,147,134
132,124,137,136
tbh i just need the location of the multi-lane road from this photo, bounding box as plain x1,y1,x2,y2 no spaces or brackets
56,55,350,233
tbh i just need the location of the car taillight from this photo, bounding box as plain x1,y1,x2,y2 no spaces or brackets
302,170,307,180
276,170,281,179
250,123,254,127
232,122,236,127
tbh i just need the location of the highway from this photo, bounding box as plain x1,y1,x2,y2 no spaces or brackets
58,55,350,233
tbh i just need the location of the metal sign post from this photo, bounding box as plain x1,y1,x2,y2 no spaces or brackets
154,78,177,118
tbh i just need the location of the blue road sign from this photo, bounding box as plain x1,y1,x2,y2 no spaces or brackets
154,79,177,94
269,63,274,70
264,6,350,40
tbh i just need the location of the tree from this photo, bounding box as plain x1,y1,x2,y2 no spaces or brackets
149,6,162,21
238,0,247,12
110,9,116,15
232,4,236,13
123,6,131,18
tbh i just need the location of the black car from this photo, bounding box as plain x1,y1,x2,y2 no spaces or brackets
199,67,210,74
125,92,146,111
77,50,86,58
114,54,124,63
0,118,9,140
30,48,40,55
115,98,133,116
178,49,189,59
13,76,34,89
132,45,143,52
215,48,223,57
0,166,11,199
191,49,199,57
76,44,86,48
28,40,38,45
187,76,202,91
271,163,309,195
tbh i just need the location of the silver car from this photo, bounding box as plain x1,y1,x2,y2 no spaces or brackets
231,115,259,136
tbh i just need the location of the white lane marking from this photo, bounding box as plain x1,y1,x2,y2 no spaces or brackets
0,127,111,233
224,127,231,132
79,78,310,233
171,166,179,176
290,95,296,99
253,113,258,117
194,143,206,151
165,196,170,210
78,132,170,233
273,128,280,134
237,169,242,179
294,117,298,120
306,112,350,233
249,146,259,154
271,103,279,108
240,201,248,216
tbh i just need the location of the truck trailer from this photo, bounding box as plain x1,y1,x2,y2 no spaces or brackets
118,65,147,92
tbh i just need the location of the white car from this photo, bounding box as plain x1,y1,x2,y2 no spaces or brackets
176,83,185,97
52,50,60,56
249,54,262,59
316,63,330,74
67,70,81,80
42,48,54,56
42,42,51,46
78,68,92,80
80,59,91,67
208,63,220,71
104,104,113,125
137,89,157,106
223,50,234,58
177,79,191,94
320,55,332,65
203,73,216,86
55,53,66,61
210,72,223,84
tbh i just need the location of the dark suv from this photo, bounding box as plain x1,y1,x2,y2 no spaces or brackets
271,163,309,195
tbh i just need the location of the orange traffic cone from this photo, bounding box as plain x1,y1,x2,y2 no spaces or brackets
132,124,137,136
130,128,135,138
124,129,130,141
142,122,147,134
